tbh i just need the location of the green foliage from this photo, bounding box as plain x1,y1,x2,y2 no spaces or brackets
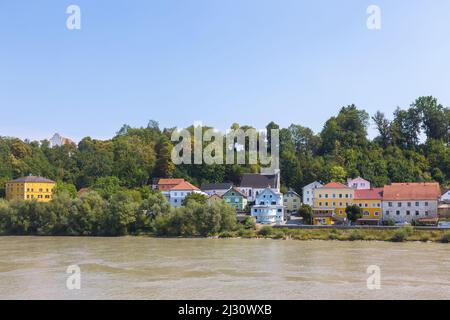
54,181,77,198
298,204,313,225
258,226,273,237
345,205,363,224
243,216,256,229
441,232,450,243
181,192,208,206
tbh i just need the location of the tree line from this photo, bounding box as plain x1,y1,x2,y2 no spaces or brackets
0,96,449,199
0,190,239,236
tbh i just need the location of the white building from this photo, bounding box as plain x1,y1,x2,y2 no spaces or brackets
441,189,450,203
251,188,285,224
168,181,206,208
302,181,323,207
239,170,280,202
49,133,74,148
347,177,370,190
382,183,441,223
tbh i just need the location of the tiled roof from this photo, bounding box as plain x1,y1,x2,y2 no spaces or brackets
322,182,349,189
9,176,55,184
158,178,185,185
383,183,441,201
354,188,383,200
170,181,199,191
224,187,247,198
240,174,277,188
201,183,233,191
284,188,300,197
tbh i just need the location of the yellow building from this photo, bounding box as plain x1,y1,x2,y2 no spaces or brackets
313,182,355,223
283,189,301,213
5,175,56,202
353,188,383,224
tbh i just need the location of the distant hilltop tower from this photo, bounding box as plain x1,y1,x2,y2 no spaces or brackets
49,133,74,147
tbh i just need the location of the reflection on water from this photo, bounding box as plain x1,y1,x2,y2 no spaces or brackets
0,237,450,299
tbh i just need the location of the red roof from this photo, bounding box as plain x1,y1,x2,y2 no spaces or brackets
322,182,349,188
355,188,383,200
170,181,200,191
383,183,441,201
158,178,185,185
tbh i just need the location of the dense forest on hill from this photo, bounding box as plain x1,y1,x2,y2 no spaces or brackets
0,96,449,198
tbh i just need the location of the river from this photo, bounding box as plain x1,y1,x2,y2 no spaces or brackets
0,237,449,299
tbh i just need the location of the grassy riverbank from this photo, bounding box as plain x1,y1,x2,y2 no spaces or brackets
217,226,450,243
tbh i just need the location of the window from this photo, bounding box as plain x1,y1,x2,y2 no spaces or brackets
388,202,393,207
396,211,400,215
397,202,402,207
425,202,429,207
339,194,342,198
325,194,328,198
374,211,379,216
407,202,411,207
425,211,429,216
406,211,410,215
415,211,419,216
364,211,369,216
386,211,390,215
415,202,419,206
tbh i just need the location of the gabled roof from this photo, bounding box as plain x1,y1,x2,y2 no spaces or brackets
158,178,185,185
256,187,282,200
208,194,223,199
354,188,383,200
170,181,199,191
284,188,300,197
383,183,441,201
223,187,247,198
302,181,323,189
201,182,233,191
322,182,350,189
9,175,55,184
240,173,277,188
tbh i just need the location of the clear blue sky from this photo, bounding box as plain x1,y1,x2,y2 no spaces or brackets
1,0,450,142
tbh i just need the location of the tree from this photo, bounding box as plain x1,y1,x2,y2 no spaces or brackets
182,192,208,206
54,181,77,198
330,165,347,183
345,205,362,224
93,176,123,199
298,204,313,225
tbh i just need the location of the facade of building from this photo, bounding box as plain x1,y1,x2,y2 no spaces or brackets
49,133,74,148
441,189,450,203
201,183,233,196
207,194,223,206
5,175,56,202
239,170,280,202
382,183,441,223
167,181,205,208
353,188,383,224
347,177,371,190
251,188,284,224
283,189,301,213
302,181,323,207
223,187,248,211
313,182,354,221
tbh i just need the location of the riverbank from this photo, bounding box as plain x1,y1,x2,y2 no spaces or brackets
3,225,450,243
216,226,450,243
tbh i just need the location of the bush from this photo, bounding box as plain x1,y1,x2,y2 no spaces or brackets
272,231,285,239
348,230,365,241
258,226,273,237
391,228,408,242
219,231,235,238
237,229,256,238
243,216,256,230
441,232,450,243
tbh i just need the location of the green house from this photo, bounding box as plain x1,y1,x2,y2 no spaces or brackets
223,187,248,211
